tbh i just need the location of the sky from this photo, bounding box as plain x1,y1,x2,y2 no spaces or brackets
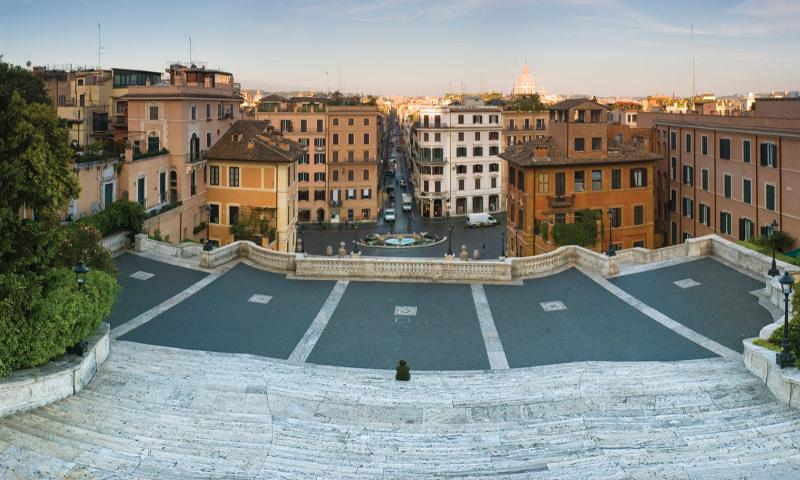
1,0,797,97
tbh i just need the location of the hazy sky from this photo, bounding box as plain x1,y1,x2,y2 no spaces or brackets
1,0,797,96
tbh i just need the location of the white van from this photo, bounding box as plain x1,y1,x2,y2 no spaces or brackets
384,207,396,222
466,213,498,228
401,193,412,212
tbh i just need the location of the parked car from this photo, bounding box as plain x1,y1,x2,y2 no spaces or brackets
384,207,396,222
399,178,408,188
466,213,498,228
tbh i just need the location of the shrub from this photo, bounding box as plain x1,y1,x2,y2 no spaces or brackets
552,209,600,247
78,200,145,237
54,223,116,274
754,231,795,253
0,268,118,376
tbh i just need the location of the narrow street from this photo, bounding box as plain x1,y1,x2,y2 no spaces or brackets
299,114,506,258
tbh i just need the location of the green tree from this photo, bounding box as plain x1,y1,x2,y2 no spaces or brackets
507,94,546,112
230,206,277,243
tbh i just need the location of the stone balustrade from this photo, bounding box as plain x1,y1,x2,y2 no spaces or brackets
100,231,129,257
134,233,203,259
0,323,109,418
296,255,513,282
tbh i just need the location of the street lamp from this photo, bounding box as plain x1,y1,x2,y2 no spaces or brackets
73,261,89,289
777,271,795,368
353,223,360,254
606,208,616,257
447,224,454,256
500,222,506,258
204,205,214,251
768,219,780,277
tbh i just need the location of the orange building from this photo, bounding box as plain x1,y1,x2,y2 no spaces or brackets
206,120,305,251
501,99,659,257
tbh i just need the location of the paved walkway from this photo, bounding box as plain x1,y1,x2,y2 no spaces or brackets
2,341,800,479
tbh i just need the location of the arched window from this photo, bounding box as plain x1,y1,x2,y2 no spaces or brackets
147,132,160,153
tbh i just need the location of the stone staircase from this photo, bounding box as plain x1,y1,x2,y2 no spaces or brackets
2,341,800,479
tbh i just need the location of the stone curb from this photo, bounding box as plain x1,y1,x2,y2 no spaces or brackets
743,337,800,408
0,322,110,418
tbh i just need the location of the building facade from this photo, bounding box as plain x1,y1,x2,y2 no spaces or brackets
501,99,659,257
255,100,382,224
117,64,242,242
638,98,800,249
408,103,505,218
206,121,304,252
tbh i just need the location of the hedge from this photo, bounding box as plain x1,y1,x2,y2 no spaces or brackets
552,209,600,247
78,200,145,237
0,268,118,377
765,288,800,368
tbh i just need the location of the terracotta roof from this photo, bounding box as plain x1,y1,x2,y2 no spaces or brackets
207,120,306,163
258,94,286,102
499,136,659,168
549,98,604,111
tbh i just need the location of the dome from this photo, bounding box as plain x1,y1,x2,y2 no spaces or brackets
513,62,537,96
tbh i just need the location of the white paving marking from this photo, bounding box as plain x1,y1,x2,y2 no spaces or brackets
248,294,273,305
111,272,225,339
471,284,510,370
540,301,567,312
577,266,740,361
130,271,154,280
394,306,418,316
674,278,701,289
289,280,349,363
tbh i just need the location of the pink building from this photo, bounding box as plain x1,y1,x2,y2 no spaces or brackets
639,98,800,249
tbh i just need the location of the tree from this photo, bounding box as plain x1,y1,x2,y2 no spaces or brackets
507,94,546,112
0,58,79,273
230,206,277,243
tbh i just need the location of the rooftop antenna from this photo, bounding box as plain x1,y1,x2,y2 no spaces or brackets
691,24,696,98
325,71,329,95
189,37,192,65
97,23,108,69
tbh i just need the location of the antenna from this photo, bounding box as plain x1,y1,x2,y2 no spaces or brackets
97,23,108,69
691,24,696,98
189,37,192,65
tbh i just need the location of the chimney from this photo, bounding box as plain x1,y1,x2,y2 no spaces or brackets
534,144,548,159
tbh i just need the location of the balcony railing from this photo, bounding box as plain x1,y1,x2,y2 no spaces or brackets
547,194,575,208
329,200,342,207
187,150,208,164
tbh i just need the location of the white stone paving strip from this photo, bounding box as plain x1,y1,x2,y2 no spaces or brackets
471,284,510,370
577,266,741,361
288,280,349,363
111,269,229,339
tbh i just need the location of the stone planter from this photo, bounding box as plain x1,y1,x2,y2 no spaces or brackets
743,338,800,408
0,323,110,418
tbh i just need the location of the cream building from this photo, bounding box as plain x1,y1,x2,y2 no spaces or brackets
512,62,537,96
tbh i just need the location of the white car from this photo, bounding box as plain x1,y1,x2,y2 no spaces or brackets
384,208,396,222
399,179,408,188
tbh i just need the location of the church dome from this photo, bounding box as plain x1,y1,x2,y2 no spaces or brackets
513,62,536,96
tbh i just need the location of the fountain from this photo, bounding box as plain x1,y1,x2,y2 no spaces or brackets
360,232,445,248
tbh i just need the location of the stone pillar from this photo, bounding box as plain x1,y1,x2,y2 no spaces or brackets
338,242,347,257
200,250,212,269
134,233,147,252
459,245,469,261
473,249,481,260
325,245,333,256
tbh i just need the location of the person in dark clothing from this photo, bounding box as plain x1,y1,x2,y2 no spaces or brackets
395,359,410,381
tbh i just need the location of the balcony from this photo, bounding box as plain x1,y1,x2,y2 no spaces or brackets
329,200,342,207
412,121,448,129
547,194,575,208
187,150,208,164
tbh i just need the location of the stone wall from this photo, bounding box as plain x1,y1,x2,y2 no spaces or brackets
134,234,203,259
743,340,800,407
100,231,129,257
0,323,109,418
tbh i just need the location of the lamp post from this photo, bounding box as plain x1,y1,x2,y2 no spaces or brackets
606,208,616,257
73,261,89,289
777,271,795,368
768,219,780,277
204,205,214,251
500,222,506,258
353,223,360,254
447,224,454,256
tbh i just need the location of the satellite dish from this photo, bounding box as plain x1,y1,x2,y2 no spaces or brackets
25,60,32,67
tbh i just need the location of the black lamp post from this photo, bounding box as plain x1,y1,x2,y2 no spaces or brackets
606,208,616,257
500,222,506,258
447,224,454,256
768,219,780,277
73,261,89,289
203,205,214,251
777,271,795,368
353,223,360,254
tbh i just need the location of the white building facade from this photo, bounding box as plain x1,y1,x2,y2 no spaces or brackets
409,104,505,219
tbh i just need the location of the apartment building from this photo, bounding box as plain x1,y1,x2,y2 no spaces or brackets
500,98,659,256
32,66,70,108
206,121,305,251
639,98,800,248
57,69,113,148
502,111,548,148
255,97,329,223
117,64,242,241
255,99,382,224
408,103,504,218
